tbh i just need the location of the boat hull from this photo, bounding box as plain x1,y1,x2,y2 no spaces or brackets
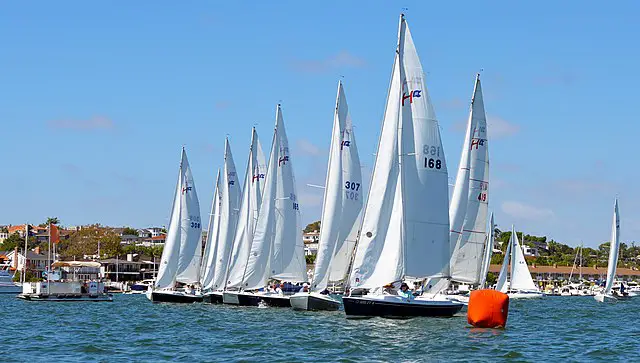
594,293,617,303
290,292,341,311
222,291,260,306
17,293,113,302
258,294,291,307
342,295,464,319
148,290,203,303
203,291,223,304
507,291,544,299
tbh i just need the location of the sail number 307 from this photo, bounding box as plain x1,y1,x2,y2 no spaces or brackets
345,181,360,200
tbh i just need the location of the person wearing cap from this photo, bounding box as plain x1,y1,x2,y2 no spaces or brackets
398,282,413,300
302,283,310,293
274,283,283,295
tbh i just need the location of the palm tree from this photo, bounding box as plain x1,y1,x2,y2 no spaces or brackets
46,217,60,225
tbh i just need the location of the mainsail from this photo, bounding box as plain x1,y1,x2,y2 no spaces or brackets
603,199,620,295
200,169,221,288
156,148,203,288
242,105,305,290
349,14,450,289
312,81,363,292
210,139,242,290
224,128,266,289
449,74,490,284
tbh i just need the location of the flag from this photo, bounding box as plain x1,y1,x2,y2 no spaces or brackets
50,223,60,244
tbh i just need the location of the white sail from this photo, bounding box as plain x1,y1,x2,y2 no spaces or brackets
604,199,620,294
243,105,305,290
478,212,494,288
224,128,266,289
495,227,511,293
154,150,185,290
509,226,539,292
210,139,242,290
175,149,203,284
312,81,363,292
200,169,222,288
350,15,450,289
450,75,490,284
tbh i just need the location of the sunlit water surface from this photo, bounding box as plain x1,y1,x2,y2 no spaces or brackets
3,294,639,362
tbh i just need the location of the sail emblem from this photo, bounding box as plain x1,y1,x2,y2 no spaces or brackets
182,183,192,194
252,173,265,182
341,140,351,150
402,90,421,106
470,137,486,150
279,156,289,166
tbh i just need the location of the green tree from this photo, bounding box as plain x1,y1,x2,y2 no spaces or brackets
58,225,122,259
1,233,38,250
122,227,138,236
304,221,321,233
46,217,60,225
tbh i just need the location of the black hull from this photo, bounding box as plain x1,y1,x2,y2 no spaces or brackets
151,291,203,304
203,293,223,304
342,297,463,319
290,294,341,311
259,295,291,308
237,293,261,306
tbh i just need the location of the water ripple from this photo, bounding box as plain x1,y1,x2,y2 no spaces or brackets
2,295,640,361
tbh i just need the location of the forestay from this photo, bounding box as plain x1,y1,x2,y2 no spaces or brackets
312,81,363,292
478,212,495,288
350,14,450,289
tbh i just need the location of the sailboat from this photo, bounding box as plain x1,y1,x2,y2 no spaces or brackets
441,73,490,300
494,226,543,299
290,80,363,311
201,139,241,304
342,14,464,318
201,169,221,300
225,105,306,307
222,128,267,306
595,199,627,303
147,147,204,303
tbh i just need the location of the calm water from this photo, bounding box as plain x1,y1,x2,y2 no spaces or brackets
2,294,639,362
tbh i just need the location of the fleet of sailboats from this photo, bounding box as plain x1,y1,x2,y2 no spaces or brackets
142,13,633,315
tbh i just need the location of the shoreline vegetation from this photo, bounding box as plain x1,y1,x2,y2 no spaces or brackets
3,218,639,283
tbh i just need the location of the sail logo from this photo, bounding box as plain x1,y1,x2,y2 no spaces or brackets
470,138,486,150
279,155,289,166
341,140,351,150
182,185,192,194
402,90,421,106
252,173,265,182
228,180,235,186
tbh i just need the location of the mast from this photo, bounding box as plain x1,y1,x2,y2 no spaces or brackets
22,223,28,283
48,223,51,294
397,13,408,280
579,243,583,281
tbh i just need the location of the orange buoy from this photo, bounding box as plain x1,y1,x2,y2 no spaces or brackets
467,289,509,328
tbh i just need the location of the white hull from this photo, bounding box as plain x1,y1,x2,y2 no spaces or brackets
594,293,617,303
508,291,544,299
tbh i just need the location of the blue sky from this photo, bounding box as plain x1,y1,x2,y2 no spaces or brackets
1,1,639,248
